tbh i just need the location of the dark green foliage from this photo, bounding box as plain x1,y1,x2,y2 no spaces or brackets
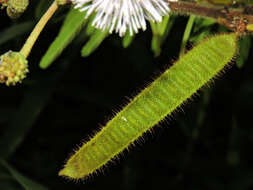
39,8,87,69
236,35,251,68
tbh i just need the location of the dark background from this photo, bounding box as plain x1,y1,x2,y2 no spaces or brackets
1,0,253,189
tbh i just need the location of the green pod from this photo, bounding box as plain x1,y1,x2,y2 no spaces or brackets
59,33,237,180
6,0,29,19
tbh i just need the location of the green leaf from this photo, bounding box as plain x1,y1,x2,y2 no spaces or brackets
189,18,215,45
34,0,52,20
0,22,34,46
0,159,48,190
83,13,97,36
81,29,108,57
180,15,195,57
0,62,70,159
0,180,21,190
192,17,215,33
122,31,134,48
150,15,174,57
236,35,251,68
39,8,87,69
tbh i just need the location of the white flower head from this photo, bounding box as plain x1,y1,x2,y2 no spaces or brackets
72,0,173,37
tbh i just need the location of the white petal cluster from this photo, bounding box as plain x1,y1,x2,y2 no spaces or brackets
72,0,174,37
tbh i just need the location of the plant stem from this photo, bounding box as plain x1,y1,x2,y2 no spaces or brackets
180,15,195,57
168,1,226,20
20,1,59,58
168,1,253,34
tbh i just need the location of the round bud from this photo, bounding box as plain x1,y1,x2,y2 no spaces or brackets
0,51,29,86
6,0,29,19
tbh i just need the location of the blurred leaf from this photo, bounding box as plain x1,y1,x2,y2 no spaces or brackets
236,35,251,68
189,18,215,45
192,17,216,33
0,22,34,46
34,0,52,20
0,107,15,123
0,63,69,159
0,166,12,181
0,180,21,190
150,15,174,57
122,31,134,48
39,8,87,69
0,86,52,158
0,159,48,190
190,30,212,45
180,15,195,57
196,88,212,128
227,169,253,190
0,165,21,189
83,14,97,36
81,29,108,57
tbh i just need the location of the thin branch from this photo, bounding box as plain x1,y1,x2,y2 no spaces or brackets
168,1,253,34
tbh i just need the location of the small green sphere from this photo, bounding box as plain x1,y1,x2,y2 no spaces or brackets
0,51,29,86
6,0,29,19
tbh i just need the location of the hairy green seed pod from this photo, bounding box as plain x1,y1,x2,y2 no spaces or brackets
6,0,29,19
0,51,29,86
59,33,237,180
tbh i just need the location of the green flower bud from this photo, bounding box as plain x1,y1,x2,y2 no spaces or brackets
6,0,29,19
0,51,29,86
